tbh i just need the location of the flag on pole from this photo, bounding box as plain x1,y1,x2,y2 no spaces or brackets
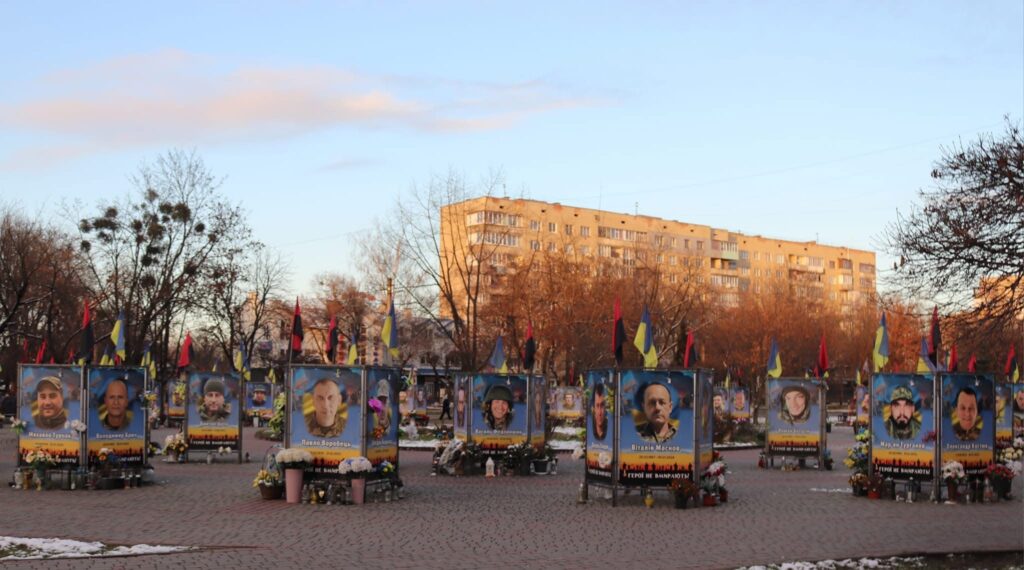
489,337,509,374
77,300,95,365
766,338,782,378
916,337,936,374
522,321,536,371
21,339,29,363
815,333,829,378
100,345,113,366
235,339,251,381
381,297,399,358
967,354,977,373
872,313,890,373
268,368,278,383
326,315,339,364
177,332,194,370
683,331,698,368
633,305,658,369
211,359,220,372
724,369,731,389
111,309,126,364
612,298,626,366
291,298,304,359
1005,345,1020,383
140,343,157,379
34,340,46,364
346,328,359,365
928,307,942,369
855,369,861,387
947,344,959,373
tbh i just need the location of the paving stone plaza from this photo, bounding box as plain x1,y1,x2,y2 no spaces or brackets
1,424,1020,569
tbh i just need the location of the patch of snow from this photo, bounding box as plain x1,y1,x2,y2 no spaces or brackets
0,537,193,560
738,556,925,569
809,488,853,493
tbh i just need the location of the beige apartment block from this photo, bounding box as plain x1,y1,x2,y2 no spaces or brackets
440,196,876,315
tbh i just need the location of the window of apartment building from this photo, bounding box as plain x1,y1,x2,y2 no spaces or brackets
754,284,762,293
580,245,590,255
547,242,556,252
754,268,760,277
530,240,540,251
598,244,611,257
728,260,737,270
752,251,759,261
839,259,853,270
654,235,664,247
859,277,874,289
696,258,704,268
657,253,664,264
669,237,677,248
669,255,676,266
565,244,574,254
859,263,875,274
529,220,540,231
548,222,557,233
776,269,783,278
683,239,690,249
564,224,573,236
696,240,704,250
739,251,749,260
740,267,750,276
580,226,590,237
809,256,823,268
829,260,835,269
669,273,678,284
775,254,785,264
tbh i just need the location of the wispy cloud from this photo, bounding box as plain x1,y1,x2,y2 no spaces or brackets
1,49,597,169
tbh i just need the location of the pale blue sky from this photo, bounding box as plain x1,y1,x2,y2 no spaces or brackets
1,1,1021,295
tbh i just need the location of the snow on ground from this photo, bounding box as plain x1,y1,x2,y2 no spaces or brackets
809,488,853,494
0,537,193,560
740,556,926,569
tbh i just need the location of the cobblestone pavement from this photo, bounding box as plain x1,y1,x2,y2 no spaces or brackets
0,426,1020,569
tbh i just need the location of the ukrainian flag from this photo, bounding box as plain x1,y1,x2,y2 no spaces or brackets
489,336,509,374
872,313,890,372
111,310,126,363
234,339,251,382
633,305,658,369
766,338,782,378
140,343,157,380
381,297,399,357
99,345,113,366
916,337,937,374
346,332,359,365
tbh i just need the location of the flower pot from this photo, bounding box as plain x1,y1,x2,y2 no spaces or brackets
945,481,959,503
702,493,717,507
532,459,549,474
259,484,284,500
351,478,366,505
285,468,304,504
867,490,881,500
673,493,688,509
643,492,655,508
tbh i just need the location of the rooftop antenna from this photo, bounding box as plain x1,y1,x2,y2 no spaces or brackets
635,201,638,216
503,183,507,198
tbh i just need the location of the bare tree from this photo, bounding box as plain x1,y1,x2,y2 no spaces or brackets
885,118,1024,332
74,149,251,376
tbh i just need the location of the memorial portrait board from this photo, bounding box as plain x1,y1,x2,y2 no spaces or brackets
453,375,470,439
289,366,362,477
472,374,527,455
766,378,822,456
940,373,994,476
166,375,187,420
87,367,147,467
365,367,401,468
187,372,240,452
994,380,1013,447
617,369,696,487
246,381,274,420
585,370,614,484
529,375,547,451
1013,383,1024,438
869,373,934,479
18,365,83,468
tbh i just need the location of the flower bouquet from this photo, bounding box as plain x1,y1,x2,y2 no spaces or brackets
275,448,314,469
985,462,1016,500
23,451,57,490
503,442,534,475
844,430,870,472
701,461,728,505
668,476,699,508
70,420,87,434
339,456,373,504
865,473,884,499
941,460,966,503
252,468,283,499
849,472,869,496
163,433,188,461
11,418,27,435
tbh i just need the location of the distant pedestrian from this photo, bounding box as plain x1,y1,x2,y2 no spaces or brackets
439,392,452,421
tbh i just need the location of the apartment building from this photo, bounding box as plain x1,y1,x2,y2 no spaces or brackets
440,196,876,312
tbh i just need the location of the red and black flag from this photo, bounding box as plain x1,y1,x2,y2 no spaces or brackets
947,344,959,373
612,298,626,366
20,339,29,363
290,298,304,360
967,354,977,373
928,306,942,368
523,321,537,371
177,331,194,370
77,300,95,365
34,340,46,364
1005,345,1020,382
814,332,829,378
683,331,698,368
326,315,339,363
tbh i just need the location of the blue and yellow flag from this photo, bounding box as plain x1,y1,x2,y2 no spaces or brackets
872,313,890,372
99,345,113,366
346,329,359,365
724,369,731,389
633,305,658,368
916,337,937,374
268,368,278,383
766,338,782,378
234,339,251,382
111,309,126,363
140,342,157,379
489,336,509,374
381,297,399,358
